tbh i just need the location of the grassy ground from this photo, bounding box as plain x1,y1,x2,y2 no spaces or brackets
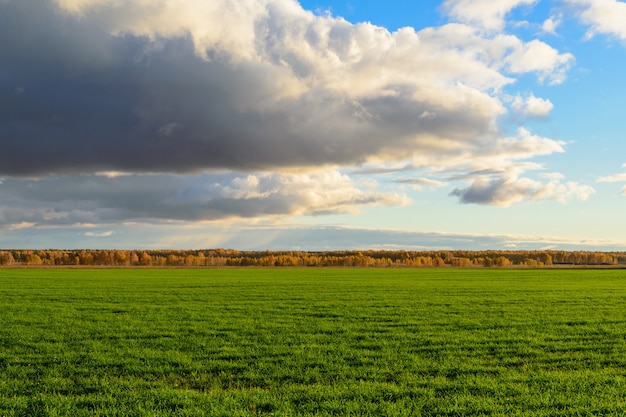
1,268,626,416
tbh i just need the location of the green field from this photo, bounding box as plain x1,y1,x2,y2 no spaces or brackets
1,268,626,416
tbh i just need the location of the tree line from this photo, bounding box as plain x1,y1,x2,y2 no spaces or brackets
1,249,625,267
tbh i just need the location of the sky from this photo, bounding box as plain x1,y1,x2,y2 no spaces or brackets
1,0,625,251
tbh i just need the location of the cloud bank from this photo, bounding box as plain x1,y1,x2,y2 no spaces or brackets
1,222,625,252
0,172,408,228
0,0,599,235
1,0,573,176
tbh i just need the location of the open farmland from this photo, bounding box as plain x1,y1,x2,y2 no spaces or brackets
1,268,626,416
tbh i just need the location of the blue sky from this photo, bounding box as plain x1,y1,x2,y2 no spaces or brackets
0,0,625,250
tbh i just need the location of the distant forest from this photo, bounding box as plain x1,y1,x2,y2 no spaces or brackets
1,249,626,267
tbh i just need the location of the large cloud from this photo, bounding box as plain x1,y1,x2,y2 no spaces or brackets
0,0,597,235
446,127,595,206
0,171,408,228
0,0,573,177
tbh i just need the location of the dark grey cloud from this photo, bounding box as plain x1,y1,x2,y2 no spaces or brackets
0,0,572,178
450,177,512,205
450,172,594,206
0,1,458,175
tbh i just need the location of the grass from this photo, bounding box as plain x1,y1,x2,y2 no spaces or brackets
1,268,626,416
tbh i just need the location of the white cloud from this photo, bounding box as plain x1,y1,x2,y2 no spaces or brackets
598,172,626,182
532,178,596,202
511,94,554,118
598,168,626,195
211,171,411,216
565,0,626,40
542,15,562,35
442,0,538,31
84,231,114,237
486,127,565,160
505,39,574,85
